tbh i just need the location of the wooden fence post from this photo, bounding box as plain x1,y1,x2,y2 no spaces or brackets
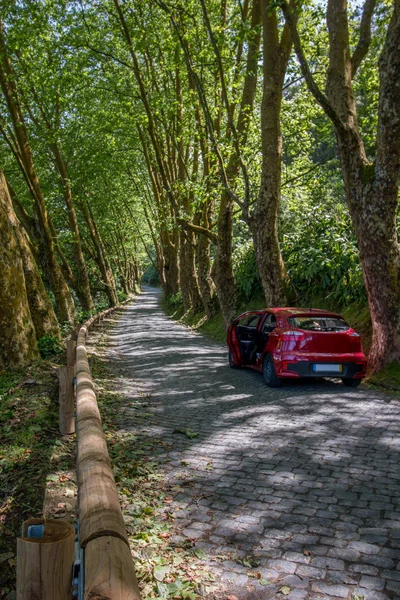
17,518,75,600
59,366,75,434
67,339,76,368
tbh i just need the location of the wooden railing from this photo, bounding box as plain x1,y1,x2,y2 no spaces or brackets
76,315,140,599
17,298,141,600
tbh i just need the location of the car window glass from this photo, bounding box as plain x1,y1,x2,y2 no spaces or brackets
238,314,261,328
288,316,349,331
262,313,277,332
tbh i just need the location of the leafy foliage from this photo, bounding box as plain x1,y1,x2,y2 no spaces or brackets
37,336,64,358
282,200,366,305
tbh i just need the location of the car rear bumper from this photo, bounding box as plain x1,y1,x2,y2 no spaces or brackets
274,353,367,379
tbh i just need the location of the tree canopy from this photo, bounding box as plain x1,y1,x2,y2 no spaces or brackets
0,0,398,372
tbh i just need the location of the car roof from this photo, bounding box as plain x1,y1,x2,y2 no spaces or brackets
265,307,343,318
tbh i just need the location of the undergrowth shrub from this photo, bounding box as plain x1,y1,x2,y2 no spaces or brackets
233,240,263,303
37,335,64,358
168,290,183,307
117,291,128,303
281,200,366,305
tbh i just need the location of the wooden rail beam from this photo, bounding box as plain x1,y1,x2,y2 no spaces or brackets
75,305,140,600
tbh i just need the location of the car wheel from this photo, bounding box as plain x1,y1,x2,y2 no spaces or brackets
342,378,362,388
263,354,281,387
228,350,241,369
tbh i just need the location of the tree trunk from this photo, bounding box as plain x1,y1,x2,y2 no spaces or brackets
163,229,180,297
51,143,94,312
212,189,237,328
0,22,76,325
249,1,292,306
0,171,39,368
196,201,216,318
79,200,118,307
179,230,203,314
16,222,60,340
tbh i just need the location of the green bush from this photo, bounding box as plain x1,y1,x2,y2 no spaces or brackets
281,199,366,305
168,290,183,307
117,291,128,303
77,309,94,323
37,335,64,358
233,240,263,303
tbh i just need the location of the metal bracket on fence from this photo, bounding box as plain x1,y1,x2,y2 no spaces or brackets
72,522,84,600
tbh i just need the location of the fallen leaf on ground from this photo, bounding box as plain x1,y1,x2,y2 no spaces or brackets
0,553,14,564
279,586,291,595
153,565,170,582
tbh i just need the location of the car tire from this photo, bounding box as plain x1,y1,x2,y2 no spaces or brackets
263,354,281,387
342,378,362,388
228,350,241,369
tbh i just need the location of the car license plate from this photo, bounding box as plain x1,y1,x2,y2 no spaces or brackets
313,364,342,373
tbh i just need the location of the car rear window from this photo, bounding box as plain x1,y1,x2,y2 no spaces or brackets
288,316,350,332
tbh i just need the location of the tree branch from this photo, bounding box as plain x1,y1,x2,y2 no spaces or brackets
351,0,377,78
178,219,218,244
280,0,345,134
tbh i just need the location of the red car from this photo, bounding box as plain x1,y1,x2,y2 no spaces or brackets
227,308,367,388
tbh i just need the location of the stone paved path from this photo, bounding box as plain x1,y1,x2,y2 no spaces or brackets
107,288,400,600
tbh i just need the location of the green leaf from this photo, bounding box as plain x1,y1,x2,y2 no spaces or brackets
0,553,14,564
153,565,170,582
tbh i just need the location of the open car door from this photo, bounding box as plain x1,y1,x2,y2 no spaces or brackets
235,312,263,365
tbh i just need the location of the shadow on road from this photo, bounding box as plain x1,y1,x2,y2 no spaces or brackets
104,288,400,600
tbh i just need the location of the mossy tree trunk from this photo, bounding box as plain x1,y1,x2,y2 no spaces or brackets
249,0,292,306
16,221,60,340
0,20,76,325
0,171,39,368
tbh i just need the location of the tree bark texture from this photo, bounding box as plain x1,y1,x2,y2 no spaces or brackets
179,230,203,314
80,201,118,307
196,200,217,318
162,228,180,297
212,189,237,328
51,143,94,312
16,222,60,340
6,184,60,338
249,0,291,306
0,171,39,368
0,21,76,325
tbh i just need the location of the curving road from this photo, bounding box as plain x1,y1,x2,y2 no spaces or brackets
107,287,400,600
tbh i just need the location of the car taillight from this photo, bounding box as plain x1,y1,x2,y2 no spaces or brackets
281,331,306,341
348,331,360,337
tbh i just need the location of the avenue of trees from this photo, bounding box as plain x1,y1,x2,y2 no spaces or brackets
0,0,398,373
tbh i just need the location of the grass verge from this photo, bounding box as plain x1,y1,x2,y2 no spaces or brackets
0,357,76,600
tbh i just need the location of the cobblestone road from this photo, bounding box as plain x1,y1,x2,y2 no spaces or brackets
108,288,400,600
